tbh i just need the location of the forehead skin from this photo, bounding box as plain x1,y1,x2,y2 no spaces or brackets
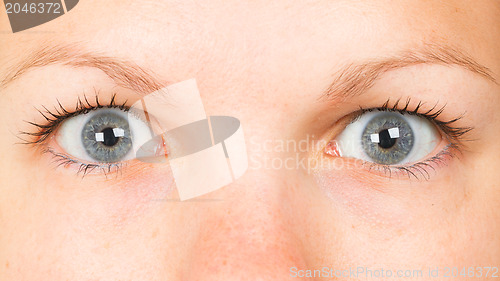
1,0,499,91
0,0,499,280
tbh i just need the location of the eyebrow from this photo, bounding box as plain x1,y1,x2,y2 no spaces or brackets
323,43,497,101
0,43,165,94
0,42,496,100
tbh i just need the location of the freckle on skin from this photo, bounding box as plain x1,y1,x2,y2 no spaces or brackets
5,261,8,268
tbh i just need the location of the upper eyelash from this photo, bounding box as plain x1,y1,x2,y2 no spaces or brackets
357,97,473,142
20,92,129,145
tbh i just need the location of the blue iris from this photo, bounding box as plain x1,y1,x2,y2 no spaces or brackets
81,111,132,162
361,112,414,165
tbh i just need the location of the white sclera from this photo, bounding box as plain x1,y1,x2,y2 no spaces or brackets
336,111,440,165
56,108,153,163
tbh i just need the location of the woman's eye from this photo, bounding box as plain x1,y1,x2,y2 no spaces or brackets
332,111,441,165
56,108,152,164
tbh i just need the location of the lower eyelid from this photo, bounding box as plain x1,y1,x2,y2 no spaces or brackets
41,144,128,177
322,140,456,181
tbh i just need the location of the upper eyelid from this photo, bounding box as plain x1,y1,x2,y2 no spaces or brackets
22,91,169,148
347,98,473,142
19,93,130,145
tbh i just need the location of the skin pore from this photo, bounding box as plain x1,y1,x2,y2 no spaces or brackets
0,0,499,280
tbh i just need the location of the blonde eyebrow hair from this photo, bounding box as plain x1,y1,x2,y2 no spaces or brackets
323,42,497,101
0,43,166,94
0,42,496,100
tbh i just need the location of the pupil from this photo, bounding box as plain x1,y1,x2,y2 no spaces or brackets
101,127,120,147
378,129,397,149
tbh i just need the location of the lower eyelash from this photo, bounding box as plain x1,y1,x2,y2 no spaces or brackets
364,143,458,180
42,140,126,178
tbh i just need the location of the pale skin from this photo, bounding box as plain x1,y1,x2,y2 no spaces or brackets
0,0,499,280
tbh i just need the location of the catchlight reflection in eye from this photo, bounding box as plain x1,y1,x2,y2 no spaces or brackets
57,108,152,163
328,111,440,166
